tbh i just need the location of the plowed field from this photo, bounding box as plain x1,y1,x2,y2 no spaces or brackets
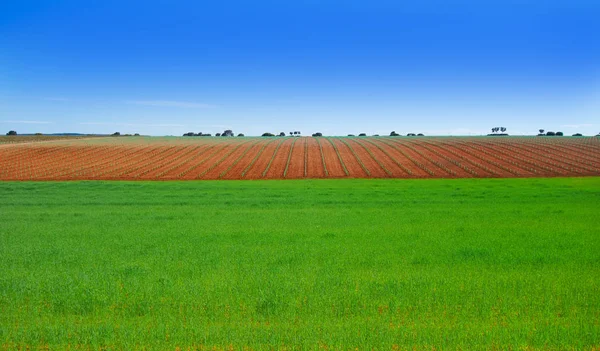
0,136,598,180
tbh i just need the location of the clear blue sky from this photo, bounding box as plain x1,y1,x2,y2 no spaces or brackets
1,0,598,136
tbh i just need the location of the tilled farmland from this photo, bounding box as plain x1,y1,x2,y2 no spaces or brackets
0,136,598,180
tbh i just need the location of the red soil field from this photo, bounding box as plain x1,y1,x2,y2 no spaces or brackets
0,136,598,180
367,139,429,177
284,138,307,179
158,144,217,179
344,138,390,178
182,141,247,180
264,138,294,179
200,139,257,179
422,140,511,177
241,138,285,179
219,141,265,180
139,145,206,179
316,138,347,177
351,138,410,177
329,138,369,177
305,137,326,178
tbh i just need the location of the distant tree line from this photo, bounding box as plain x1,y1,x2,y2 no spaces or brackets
111,132,140,136
183,129,238,137
183,132,211,136
487,127,508,136
389,131,424,136
537,129,564,136
9,127,594,138
262,131,303,137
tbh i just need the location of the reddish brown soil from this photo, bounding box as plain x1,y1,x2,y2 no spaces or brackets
523,141,600,169
345,138,391,178
553,143,600,162
449,140,534,177
127,146,196,179
220,141,266,180
0,135,101,146
353,139,412,177
368,139,429,177
424,140,513,177
158,144,219,179
0,137,598,180
99,146,179,179
71,146,148,179
139,145,206,179
200,140,256,179
1,146,67,170
28,146,108,179
381,139,439,176
305,137,326,178
241,138,285,179
409,142,473,178
316,138,347,177
285,138,307,179
484,142,571,176
468,141,562,177
499,141,599,174
329,138,369,177
181,142,244,180
264,138,294,179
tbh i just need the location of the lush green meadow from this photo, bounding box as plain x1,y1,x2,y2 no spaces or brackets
0,178,599,350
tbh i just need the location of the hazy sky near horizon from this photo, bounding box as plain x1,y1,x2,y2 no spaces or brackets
1,0,599,136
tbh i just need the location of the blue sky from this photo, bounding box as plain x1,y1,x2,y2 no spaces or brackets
1,0,598,136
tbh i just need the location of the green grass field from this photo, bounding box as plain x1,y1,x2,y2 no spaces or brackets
1,178,599,350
